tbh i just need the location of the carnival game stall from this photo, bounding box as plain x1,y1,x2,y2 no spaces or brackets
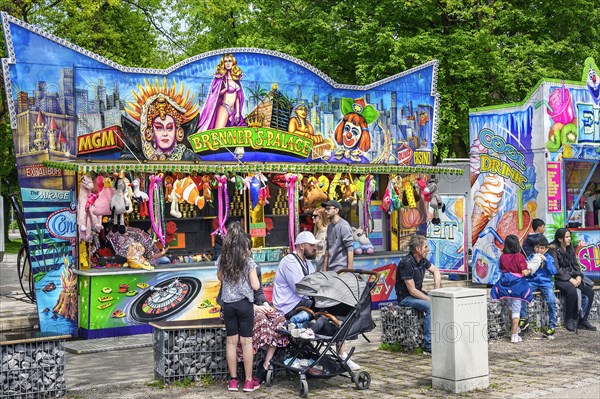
2,13,463,338
470,56,600,284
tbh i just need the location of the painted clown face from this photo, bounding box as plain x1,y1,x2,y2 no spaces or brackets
342,121,362,149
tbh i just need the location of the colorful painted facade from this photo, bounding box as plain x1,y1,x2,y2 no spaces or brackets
2,13,449,336
470,57,600,283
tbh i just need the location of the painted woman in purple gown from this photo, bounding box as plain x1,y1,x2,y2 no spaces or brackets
197,53,246,131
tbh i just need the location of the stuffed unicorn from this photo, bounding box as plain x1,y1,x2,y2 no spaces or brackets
110,177,129,234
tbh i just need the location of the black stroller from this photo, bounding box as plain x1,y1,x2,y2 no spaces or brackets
266,269,380,397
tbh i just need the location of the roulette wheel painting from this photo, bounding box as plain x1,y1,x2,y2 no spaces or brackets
130,277,201,322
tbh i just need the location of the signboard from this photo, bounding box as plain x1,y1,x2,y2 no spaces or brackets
547,161,562,213
426,195,467,274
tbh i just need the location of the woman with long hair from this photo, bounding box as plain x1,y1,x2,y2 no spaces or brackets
490,234,532,343
552,228,597,331
311,207,329,271
217,222,261,392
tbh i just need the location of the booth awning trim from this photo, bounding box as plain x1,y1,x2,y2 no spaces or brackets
42,160,464,176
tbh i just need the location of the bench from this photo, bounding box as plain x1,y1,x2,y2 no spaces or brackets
380,287,600,349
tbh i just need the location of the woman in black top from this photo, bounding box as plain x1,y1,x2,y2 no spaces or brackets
552,228,596,331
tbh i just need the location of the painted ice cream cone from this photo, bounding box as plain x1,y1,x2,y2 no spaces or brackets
471,174,504,245
470,137,488,186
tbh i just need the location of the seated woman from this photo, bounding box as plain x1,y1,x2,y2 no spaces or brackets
552,228,597,331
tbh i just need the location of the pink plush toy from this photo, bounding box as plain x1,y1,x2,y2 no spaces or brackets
91,175,115,217
77,175,102,242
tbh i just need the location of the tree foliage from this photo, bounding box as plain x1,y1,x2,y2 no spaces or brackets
1,0,600,175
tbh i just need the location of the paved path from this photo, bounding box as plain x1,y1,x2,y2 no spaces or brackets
64,321,600,399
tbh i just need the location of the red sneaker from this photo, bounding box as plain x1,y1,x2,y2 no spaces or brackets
228,378,239,391
243,377,261,392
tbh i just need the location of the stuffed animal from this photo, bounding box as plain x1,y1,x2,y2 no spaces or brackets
166,221,177,244
417,177,430,202
77,175,102,242
164,175,174,203
427,179,445,225
352,227,374,255
110,177,129,234
123,241,154,270
401,179,420,209
131,178,149,217
171,177,205,213
201,175,212,203
120,173,134,215
302,177,328,210
90,175,115,217
169,182,182,218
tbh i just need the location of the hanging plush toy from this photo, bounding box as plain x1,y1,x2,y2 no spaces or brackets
201,175,212,203
91,175,115,217
249,175,261,208
427,179,445,225
77,175,101,242
172,177,206,209
302,176,327,210
164,175,174,203
120,172,134,215
110,177,129,234
169,179,182,218
132,179,149,217
401,179,420,209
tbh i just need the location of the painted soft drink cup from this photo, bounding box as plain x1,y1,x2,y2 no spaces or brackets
547,87,575,125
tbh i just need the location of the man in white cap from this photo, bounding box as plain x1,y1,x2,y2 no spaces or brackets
273,231,318,319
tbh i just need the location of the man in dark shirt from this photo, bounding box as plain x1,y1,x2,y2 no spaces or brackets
395,235,441,355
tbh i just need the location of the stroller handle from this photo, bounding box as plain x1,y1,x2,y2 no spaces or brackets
335,268,381,281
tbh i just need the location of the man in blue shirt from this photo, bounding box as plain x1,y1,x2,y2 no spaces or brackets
395,235,441,355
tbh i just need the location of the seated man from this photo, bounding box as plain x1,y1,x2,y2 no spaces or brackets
273,231,318,319
519,236,557,336
395,235,441,355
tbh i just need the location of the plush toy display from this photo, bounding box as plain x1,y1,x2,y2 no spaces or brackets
91,175,115,217
302,176,328,210
426,179,445,225
352,227,375,255
77,175,102,242
110,177,129,233
169,179,183,218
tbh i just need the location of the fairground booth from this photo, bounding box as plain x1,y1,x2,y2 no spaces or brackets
2,13,464,338
470,57,600,284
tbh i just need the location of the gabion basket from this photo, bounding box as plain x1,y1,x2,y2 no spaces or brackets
153,326,228,383
1,340,66,398
379,302,425,351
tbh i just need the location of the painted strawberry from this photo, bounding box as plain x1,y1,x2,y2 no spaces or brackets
475,258,488,279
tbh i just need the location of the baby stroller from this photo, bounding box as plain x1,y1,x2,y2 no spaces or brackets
266,269,380,397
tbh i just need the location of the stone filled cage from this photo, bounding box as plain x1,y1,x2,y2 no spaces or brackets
1,340,66,398
153,326,229,383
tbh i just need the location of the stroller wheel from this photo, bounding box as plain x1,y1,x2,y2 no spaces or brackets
265,367,274,387
299,375,309,398
354,371,371,390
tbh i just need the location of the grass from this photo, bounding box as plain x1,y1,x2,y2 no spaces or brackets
378,342,402,352
489,383,499,389
200,375,216,385
171,377,194,388
4,238,23,254
145,380,166,389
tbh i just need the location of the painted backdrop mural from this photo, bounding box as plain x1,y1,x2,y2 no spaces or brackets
2,13,441,335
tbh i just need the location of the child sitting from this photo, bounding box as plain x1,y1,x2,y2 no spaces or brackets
519,236,557,336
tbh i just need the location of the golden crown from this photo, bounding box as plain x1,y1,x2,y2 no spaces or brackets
245,112,265,128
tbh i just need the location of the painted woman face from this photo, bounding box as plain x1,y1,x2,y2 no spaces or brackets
152,114,176,152
223,56,234,70
342,121,362,149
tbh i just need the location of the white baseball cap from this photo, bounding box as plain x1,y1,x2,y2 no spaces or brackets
295,231,319,245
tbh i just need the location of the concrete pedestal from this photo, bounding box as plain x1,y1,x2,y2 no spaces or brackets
431,287,489,394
